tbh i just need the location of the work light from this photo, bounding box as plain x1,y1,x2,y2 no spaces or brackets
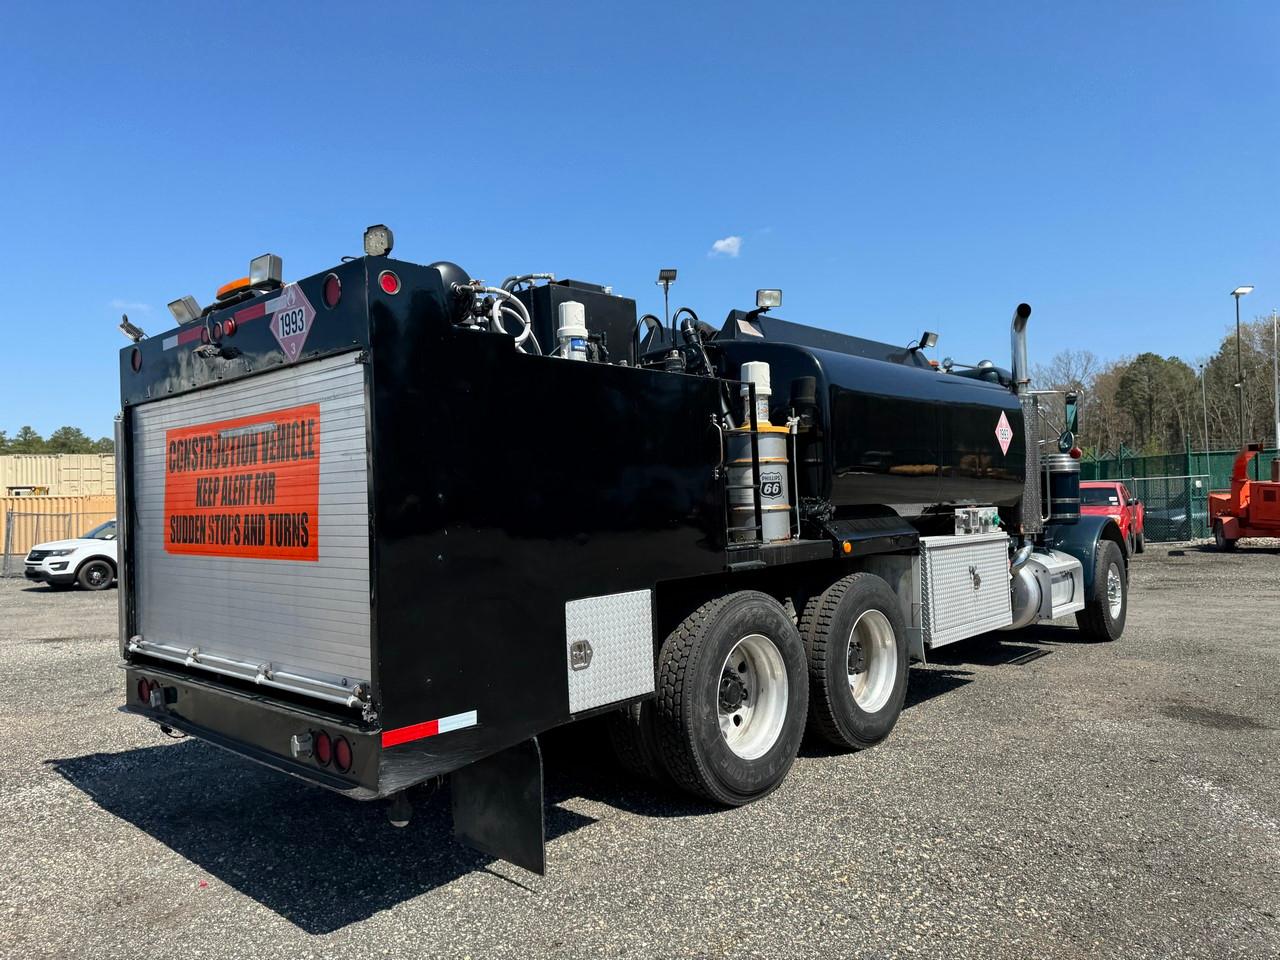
364,224,395,257
167,296,203,325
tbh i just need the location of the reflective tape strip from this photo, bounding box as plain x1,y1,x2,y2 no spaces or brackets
381,709,478,748
235,301,267,324
162,327,204,351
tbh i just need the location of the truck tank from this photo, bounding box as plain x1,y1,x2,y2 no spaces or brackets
711,339,1027,524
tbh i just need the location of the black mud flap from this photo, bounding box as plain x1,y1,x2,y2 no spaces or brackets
451,737,545,875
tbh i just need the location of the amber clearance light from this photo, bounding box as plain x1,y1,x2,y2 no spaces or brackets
216,277,252,301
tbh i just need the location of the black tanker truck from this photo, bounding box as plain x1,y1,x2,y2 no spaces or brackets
116,227,1129,872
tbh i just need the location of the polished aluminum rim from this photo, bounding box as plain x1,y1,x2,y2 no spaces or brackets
718,633,788,760
848,609,896,712
1106,564,1123,619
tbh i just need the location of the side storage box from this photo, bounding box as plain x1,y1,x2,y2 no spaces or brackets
920,532,1012,648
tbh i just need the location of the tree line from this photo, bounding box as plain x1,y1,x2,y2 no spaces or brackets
0,426,114,455
1033,315,1280,456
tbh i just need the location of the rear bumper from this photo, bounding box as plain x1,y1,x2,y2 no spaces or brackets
123,663,383,799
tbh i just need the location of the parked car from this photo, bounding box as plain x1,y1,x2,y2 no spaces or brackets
1079,482,1144,553
24,519,118,590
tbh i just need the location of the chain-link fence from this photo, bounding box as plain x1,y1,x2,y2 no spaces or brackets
1126,475,1210,543
1,510,115,577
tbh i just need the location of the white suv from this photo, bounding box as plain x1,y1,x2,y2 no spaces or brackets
24,519,118,591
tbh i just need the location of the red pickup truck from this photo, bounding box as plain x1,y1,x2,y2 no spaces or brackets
1080,480,1145,554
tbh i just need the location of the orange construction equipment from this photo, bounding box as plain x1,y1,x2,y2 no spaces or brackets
1208,443,1280,549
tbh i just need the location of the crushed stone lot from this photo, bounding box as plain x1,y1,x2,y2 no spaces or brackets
1,544,1278,959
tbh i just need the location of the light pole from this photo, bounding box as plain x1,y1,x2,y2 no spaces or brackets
1272,308,1279,451
1232,285,1253,449
656,268,677,332
1199,362,1210,473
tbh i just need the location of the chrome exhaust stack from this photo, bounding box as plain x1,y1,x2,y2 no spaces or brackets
1010,302,1031,396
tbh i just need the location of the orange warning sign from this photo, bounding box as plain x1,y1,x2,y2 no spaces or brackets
163,403,320,561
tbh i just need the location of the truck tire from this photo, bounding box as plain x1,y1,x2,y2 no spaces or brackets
653,591,808,806
606,701,667,783
77,559,114,591
1135,530,1145,554
1213,521,1236,552
1074,540,1126,641
799,573,909,751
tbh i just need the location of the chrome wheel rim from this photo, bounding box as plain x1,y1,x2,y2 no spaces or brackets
718,633,788,760
1106,564,1123,619
847,609,897,713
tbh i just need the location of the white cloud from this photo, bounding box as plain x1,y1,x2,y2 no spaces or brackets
709,235,743,258
110,299,152,312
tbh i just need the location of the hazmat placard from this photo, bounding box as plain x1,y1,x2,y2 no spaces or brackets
163,403,320,560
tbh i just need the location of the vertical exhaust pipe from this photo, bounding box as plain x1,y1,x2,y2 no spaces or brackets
1010,302,1032,395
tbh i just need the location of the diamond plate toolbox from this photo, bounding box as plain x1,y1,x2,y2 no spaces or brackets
565,589,654,714
920,532,1012,648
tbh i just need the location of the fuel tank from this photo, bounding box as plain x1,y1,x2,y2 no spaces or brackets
712,340,1026,522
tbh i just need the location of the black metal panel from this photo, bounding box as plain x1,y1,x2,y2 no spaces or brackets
451,737,546,875
517,281,638,366
118,257,376,409
822,515,920,556
367,287,727,783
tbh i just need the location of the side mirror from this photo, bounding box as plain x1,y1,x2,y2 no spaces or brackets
1128,498,1138,506
1064,392,1080,435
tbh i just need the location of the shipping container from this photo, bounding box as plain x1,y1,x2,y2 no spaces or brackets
0,454,116,497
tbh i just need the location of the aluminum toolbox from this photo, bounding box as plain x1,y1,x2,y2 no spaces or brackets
919,532,1012,648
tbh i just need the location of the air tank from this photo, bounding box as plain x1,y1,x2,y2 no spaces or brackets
713,340,1027,523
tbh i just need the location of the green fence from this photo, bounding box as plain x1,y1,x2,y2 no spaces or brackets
1079,444,1279,543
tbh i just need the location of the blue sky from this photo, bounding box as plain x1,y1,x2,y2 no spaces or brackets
1,1,1277,438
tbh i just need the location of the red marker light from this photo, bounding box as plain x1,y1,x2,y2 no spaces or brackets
313,730,332,767
378,270,401,295
333,736,353,773
323,273,342,308
223,317,237,336
1069,446,1082,460
137,678,151,703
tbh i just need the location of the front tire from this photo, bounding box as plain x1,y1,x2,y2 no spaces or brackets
799,573,909,751
653,591,808,806
1075,540,1127,641
1135,529,1145,554
77,559,114,591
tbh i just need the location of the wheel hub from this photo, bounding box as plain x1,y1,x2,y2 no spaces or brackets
719,671,747,712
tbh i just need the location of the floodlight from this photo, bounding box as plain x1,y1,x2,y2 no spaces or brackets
364,224,395,257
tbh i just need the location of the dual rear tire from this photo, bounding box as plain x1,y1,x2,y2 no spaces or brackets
615,576,909,806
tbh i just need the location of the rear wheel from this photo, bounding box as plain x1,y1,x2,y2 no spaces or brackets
1213,521,1236,551
799,573,909,750
606,701,667,783
1075,540,1126,641
77,559,114,591
1135,529,1145,553
653,591,808,806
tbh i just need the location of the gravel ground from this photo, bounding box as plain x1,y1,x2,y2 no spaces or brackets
2,543,1278,959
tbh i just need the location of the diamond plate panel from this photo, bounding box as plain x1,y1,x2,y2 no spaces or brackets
920,532,1012,648
565,589,654,714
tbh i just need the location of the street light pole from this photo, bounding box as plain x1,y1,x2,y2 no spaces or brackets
1199,362,1210,473
1232,285,1254,450
1272,308,1279,451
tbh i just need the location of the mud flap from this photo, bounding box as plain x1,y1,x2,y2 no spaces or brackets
451,736,545,875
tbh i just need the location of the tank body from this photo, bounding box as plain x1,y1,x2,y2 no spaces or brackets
713,341,1026,522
